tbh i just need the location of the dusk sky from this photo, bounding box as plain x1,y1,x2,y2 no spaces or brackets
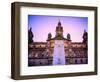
28,15,88,42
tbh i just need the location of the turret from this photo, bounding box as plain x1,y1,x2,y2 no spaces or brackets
47,33,52,40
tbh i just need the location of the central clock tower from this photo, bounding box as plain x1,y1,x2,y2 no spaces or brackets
55,21,63,38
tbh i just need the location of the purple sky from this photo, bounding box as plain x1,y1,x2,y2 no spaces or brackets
28,15,88,42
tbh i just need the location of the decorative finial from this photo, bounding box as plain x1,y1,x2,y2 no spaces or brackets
58,19,61,26
84,29,86,33
67,33,71,40
59,19,60,22
30,27,32,31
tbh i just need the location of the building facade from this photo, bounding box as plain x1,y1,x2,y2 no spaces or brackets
28,21,88,66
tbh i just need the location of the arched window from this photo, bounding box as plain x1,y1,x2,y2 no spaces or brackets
80,59,83,63
75,59,77,64
86,59,88,64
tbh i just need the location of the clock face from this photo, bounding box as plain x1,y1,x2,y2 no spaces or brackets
58,44,61,47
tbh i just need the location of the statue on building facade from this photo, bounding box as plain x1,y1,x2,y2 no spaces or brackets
28,27,34,44
82,30,88,43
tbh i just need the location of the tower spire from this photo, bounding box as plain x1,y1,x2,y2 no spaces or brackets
58,19,61,26
55,20,63,38
58,19,60,22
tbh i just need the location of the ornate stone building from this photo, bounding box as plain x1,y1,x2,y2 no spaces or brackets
28,21,88,66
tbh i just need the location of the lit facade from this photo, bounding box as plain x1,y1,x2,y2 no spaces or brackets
28,21,88,66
